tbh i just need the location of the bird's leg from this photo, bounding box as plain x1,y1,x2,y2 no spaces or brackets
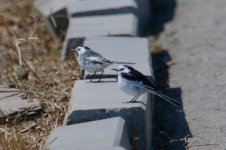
98,70,104,82
90,72,96,82
115,75,118,82
130,96,139,103
79,69,85,79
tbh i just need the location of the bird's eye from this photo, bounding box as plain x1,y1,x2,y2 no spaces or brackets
77,48,80,51
120,68,124,71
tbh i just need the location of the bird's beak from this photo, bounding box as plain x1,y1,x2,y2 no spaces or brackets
112,68,119,72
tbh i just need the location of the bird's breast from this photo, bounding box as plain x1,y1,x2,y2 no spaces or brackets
118,75,143,96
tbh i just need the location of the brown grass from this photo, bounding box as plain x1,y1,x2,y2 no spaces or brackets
0,0,79,149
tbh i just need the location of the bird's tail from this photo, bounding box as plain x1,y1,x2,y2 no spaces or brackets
112,61,136,65
148,89,181,108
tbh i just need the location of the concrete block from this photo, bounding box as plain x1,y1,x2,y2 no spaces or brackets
68,14,138,37
64,37,153,149
83,37,153,79
67,0,138,17
34,0,151,39
0,88,41,118
62,15,138,58
46,117,131,150
33,0,72,39
65,80,151,150
34,0,70,17
63,37,152,75
66,0,150,35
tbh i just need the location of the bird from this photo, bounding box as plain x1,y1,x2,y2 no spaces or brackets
72,46,134,82
112,65,181,108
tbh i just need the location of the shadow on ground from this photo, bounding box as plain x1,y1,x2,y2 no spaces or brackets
151,50,192,150
149,0,177,35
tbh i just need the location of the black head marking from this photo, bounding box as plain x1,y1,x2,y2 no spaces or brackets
83,46,91,50
122,65,135,71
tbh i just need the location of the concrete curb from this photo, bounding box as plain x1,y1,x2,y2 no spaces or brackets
46,117,131,150
33,1,153,149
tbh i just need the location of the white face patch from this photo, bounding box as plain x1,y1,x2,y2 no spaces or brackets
117,65,130,73
76,46,87,55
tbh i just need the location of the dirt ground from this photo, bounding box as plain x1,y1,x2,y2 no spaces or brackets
0,1,80,149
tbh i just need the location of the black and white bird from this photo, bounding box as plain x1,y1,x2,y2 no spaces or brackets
112,65,181,108
72,46,134,82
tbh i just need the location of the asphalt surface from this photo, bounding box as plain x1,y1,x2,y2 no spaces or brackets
152,0,226,149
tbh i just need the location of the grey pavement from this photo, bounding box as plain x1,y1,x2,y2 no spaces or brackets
46,117,131,150
154,0,226,149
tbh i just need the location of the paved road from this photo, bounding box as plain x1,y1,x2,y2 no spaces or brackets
153,0,226,149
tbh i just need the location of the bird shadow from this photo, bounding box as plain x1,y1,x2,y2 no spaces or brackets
151,50,192,150
85,74,118,83
122,99,147,107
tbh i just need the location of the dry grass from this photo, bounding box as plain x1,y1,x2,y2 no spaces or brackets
0,0,79,150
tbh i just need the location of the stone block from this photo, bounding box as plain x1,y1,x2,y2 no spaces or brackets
69,14,138,38
66,0,151,35
64,37,153,149
0,87,41,119
34,0,70,17
67,0,138,17
83,37,153,78
46,117,131,150
65,79,152,150
62,15,138,58
34,0,151,39
33,0,72,39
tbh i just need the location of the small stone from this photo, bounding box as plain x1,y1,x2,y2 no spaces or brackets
0,87,41,119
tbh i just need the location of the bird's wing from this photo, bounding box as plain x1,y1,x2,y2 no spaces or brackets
83,50,111,64
122,68,155,89
122,69,181,108
87,54,112,64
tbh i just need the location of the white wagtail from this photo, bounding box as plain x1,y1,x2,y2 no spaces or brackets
72,46,134,82
112,65,181,108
